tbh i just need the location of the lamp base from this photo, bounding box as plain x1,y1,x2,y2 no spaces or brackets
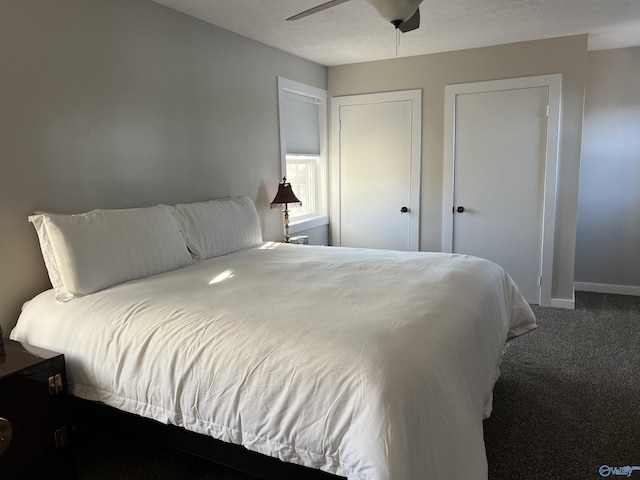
283,208,290,243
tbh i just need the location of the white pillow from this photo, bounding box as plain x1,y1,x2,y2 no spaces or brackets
29,205,193,302
171,196,263,260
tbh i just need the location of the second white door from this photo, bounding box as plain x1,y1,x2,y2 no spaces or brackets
443,75,562,305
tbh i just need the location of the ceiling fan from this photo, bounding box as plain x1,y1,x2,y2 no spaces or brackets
287,0,423,33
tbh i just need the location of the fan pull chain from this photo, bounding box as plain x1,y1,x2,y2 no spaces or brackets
395,28,400,56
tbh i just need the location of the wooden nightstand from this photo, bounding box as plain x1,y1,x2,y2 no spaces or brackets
0,339,74,478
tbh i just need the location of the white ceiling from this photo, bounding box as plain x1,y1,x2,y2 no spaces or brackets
152,0,640,66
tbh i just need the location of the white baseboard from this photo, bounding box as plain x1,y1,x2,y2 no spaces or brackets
549,296,575,310
574,282,640,297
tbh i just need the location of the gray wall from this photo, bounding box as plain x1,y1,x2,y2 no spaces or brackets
328,35,589,306
575,47,640,293
0,0,326,335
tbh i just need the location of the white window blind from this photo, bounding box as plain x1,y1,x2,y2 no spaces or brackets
282,91,320,155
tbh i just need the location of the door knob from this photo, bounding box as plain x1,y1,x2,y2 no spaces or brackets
400,206,409,213
456,206,465,213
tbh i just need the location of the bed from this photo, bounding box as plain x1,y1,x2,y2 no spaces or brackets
10,195,536,480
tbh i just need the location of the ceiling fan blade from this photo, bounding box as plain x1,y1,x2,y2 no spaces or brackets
286,0,353,21
399,7,420,33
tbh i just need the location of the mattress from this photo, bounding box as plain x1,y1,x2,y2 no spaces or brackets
11,243,536,480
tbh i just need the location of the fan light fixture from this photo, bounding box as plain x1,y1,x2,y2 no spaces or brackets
367,0,421,25
287,0,423,33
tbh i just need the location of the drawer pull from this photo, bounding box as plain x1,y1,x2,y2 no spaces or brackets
48,373,63,395
0,417,12,455
54,426,68,448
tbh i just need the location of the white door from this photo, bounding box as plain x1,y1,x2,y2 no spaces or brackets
443,75,562,305
331,90,421,251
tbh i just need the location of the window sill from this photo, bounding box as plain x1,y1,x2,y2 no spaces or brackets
289,215,329,234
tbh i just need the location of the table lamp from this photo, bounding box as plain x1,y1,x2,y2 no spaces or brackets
270,177,301,243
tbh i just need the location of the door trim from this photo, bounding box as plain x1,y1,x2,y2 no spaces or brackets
330,89,422,249
442,74,562,306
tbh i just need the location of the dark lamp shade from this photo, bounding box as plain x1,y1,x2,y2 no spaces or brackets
270,177,302,208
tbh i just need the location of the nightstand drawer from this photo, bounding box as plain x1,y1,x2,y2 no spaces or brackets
0,340,72,478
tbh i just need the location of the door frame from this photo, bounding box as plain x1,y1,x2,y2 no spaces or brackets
442,74,562,306
330,89,422,249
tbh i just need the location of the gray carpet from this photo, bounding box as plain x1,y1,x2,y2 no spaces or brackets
484,292,640,480
73,292,640,479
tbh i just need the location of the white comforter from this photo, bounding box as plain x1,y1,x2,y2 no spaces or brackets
11,243,536,480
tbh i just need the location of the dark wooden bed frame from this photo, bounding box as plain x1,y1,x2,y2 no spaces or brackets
72,397,346,479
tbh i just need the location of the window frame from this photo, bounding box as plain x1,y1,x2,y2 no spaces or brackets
277,77,328,233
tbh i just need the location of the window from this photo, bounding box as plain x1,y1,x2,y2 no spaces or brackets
286,154,317,217
278,77,328,230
